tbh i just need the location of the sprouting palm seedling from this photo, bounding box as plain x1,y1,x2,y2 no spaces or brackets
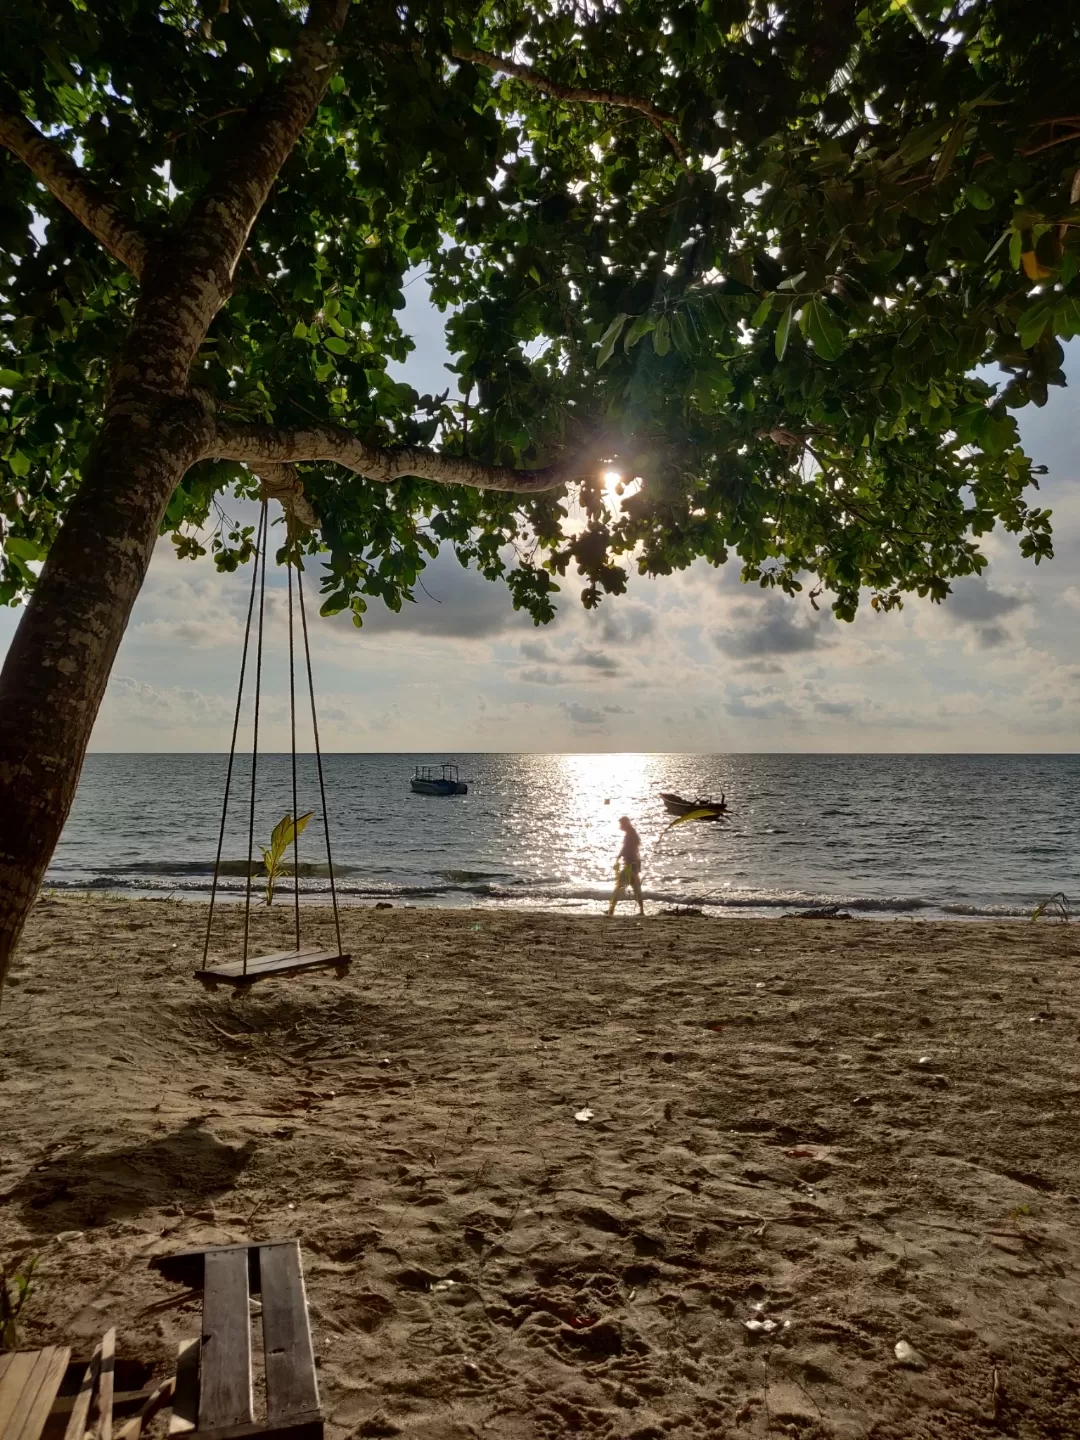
1,1256,37,1351
1031,891,1070,922
261,811,312,906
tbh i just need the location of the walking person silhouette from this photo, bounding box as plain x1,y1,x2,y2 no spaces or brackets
608,815,645,916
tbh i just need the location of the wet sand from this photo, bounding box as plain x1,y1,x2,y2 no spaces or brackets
2,896,1079,1438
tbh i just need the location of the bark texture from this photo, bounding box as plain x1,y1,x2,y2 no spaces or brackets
212,419,581,493
0,398,213,969
0,0,351,995
0,110,148,275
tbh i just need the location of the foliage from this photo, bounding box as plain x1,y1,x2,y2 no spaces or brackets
261,810,312,907
3,2,1080,622
1,1255,36,1350
1030,891,1070,922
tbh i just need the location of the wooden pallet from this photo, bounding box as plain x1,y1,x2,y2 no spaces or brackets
0,1330,115,1440
158,1242,322,1440
194,949,351,989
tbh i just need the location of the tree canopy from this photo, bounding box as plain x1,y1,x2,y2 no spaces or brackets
2,0,1079,626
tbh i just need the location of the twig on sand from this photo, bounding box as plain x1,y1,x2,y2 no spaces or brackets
206,1018,253,1046
991,1366,1004,1424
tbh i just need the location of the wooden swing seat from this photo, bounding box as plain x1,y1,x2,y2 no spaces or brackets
194,948,351,989
153,1242,321,1440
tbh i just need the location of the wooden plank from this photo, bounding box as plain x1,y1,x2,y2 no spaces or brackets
195,952,350,987
198,1250,252,1432
201,949,350,976
16,1346,70,1440
152,1245,261,1293
95,1328,116,1440
174,1418,321,1440
0,1352,38,1438
113,1377,175,1440
168,1340,199,1437
3,1347,69,1440
259,1244,319,1426
62,1343,103,1440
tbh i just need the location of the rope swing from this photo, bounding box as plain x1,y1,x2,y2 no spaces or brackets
196,493,350,989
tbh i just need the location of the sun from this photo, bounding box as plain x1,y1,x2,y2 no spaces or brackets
601,470,641,505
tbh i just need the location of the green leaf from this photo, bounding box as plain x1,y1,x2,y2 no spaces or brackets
751,295,773,327
623,313,656,350
324,335,349,355
1017,302,1052,349
802,297,845,361
774,304,794,360
0,369,26,389
292,320,308,339
652,314,671,356
7,450,31,477
596,312,628,368
964,184,994,211
6,537,43,562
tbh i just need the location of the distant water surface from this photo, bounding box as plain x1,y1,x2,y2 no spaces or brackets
46,753,1078,919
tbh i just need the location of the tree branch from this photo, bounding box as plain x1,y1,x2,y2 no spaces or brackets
209,420,580,494
0,110,147,276
127,0,351,392
452,43,688,166
182,0,351,287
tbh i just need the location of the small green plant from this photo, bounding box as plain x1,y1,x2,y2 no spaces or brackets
1031,892,1070,922
1,1256,37,1350
261,811,312,906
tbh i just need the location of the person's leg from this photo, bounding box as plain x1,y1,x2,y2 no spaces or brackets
631,865,644,915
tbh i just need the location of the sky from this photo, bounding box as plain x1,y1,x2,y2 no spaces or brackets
3,286,1079,754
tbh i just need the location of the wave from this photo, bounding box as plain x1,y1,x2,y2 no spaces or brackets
41,871,1036,918
104,858,362,878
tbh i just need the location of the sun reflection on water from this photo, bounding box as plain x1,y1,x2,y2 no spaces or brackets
553,751,663,890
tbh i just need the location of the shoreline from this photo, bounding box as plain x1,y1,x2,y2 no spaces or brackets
36,885,1046,922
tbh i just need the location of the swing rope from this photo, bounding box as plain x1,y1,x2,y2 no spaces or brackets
287,548,301,954
201,495,344,974
297,559,344,958
202,499,267,969
242,495,269,974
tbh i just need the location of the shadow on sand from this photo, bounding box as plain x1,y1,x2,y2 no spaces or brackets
5,1119,256,1232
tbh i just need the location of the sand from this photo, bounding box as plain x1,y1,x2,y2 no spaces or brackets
2,896,1080,1439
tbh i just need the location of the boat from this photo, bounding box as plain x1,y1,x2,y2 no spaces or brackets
659,791,727,820
410,763,468,796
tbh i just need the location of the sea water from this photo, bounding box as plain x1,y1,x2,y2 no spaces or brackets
43,752,1079,919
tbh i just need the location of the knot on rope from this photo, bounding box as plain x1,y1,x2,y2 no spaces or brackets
255,462,319,531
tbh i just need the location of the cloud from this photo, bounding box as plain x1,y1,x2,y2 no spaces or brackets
944,578,1027,625
562,702,608,727
515,637,623,681
575,649,621,674
598,602,657,645
723,688,798,720
713,602,831,660
353,557,527,640
518,666,566,686
104,675,232,729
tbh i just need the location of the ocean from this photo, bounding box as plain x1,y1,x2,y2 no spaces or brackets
45,752,1078,919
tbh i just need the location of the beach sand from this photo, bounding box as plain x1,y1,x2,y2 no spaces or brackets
2,896,1080,1438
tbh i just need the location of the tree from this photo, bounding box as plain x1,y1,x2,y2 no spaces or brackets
1,0,1078,991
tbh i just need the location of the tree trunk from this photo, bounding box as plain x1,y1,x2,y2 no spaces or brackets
0,389,213,991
